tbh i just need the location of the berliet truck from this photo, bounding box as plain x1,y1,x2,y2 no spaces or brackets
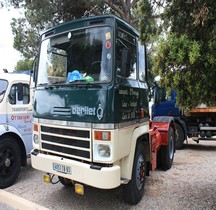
0,72,33,188
31,15,176,204
152,82,216,149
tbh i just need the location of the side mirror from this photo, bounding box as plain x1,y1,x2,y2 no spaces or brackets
155,93,159,104
153,86,160,104
120,48,130,77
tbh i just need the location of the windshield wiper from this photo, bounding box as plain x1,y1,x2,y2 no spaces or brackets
0,90,6,95
67,80,102,88
38,81,102,88
37,83,49,87
37,83,55,89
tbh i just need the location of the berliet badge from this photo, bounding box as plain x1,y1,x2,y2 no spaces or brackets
97,104,103,120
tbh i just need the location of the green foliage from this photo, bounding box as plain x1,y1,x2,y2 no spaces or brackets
138,0,156,43
5,0,216,108
3,0,139,60
11,17,39,59
14,59,33,71
139,0,216,108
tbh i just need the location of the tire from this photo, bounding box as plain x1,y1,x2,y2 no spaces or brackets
58,176,74,186
175,123,185,150
122,142,146,205
0,137,21,188
160,127,175,171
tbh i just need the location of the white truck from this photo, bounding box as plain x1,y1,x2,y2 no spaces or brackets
0,72,33,188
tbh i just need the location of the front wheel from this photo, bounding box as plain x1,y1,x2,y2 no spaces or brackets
122,142,146,205
160,127,175,171
0,137,21,188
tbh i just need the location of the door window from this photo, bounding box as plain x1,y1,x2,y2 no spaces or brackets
116,29,137,79
9,84,30,105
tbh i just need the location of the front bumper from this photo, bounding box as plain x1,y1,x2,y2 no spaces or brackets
31,150,121,189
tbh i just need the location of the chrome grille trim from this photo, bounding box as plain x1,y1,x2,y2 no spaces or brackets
52,107,72,117
40,123,91,161
38,118,92,128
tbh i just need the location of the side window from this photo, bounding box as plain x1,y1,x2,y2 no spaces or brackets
8,84,30,105
158,88,167,102
116,30,137,79
157,88,172,103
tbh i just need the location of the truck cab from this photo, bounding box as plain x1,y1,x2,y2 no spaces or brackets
152,86,180,118
0,73,33,188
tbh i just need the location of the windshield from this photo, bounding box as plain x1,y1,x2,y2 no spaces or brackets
37,26,113,86
0,79,8,103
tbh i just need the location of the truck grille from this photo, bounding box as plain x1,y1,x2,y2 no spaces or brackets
40,125,91,161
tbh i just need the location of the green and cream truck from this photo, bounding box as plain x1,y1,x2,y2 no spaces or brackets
31,15,176,204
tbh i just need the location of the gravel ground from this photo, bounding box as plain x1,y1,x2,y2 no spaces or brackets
4,138,216,210
141,139,216,210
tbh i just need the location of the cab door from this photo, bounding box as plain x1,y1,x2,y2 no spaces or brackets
6,81,33,154
115,28,140,123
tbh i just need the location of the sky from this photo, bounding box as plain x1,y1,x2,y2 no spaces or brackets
0,7,23,72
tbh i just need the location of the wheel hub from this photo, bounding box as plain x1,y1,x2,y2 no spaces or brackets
4,158,11,167
136,156,145,190
0,149,13,175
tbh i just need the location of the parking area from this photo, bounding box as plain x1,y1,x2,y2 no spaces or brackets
3,139,216,210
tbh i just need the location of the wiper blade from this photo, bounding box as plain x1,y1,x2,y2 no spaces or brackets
37,83,55,89
38,81,102,88
38,83,48,86
52,81,66,86
0,90,6,95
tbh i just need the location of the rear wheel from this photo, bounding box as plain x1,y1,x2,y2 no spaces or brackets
0,137,21,188
160,127,175,171
122,142,146,205
175,123,185,149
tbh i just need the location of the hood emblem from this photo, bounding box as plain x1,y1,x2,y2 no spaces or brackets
97,104,103,120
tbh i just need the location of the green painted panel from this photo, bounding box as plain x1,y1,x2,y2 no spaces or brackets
33,86,116,123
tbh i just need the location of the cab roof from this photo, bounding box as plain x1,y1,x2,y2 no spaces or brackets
42,15,139,39
0,73,31,83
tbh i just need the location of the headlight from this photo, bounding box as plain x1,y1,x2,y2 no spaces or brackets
98,144,110,157
93,143,112,162
33,134,39,144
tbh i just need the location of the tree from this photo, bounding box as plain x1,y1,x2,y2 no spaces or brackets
1,0,140,59
14,59,33,71
139,0,216,109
